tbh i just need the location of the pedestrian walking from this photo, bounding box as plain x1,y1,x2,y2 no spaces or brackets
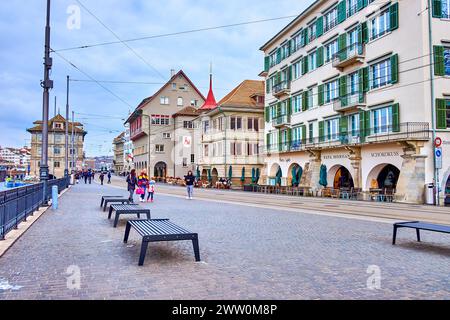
147,179,155,203
83,171,88,184
99,172,105,185
137,170,149,202
88,169,92,184
107,171,112,184
126,169,138,203
184,170,195,200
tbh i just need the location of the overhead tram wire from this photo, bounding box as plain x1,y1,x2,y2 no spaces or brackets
53,14,301,52
74,0,166,81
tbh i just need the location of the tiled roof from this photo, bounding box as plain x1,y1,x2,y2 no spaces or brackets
172,106,200,118
27,114,86,134
218,80,265,108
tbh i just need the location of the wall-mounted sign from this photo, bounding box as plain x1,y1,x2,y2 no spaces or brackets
370,152,400,158
323,154,350,160
183,136,192,148
435,147,442,169
435,137,442,148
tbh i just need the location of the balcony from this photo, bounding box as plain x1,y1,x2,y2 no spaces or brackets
333,92,366,113
332,43,365,70
272,114,291,128
272,81,290,98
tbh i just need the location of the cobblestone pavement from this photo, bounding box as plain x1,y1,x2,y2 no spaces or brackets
0,182,449,299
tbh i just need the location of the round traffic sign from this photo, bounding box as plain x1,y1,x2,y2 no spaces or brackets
436,149,442,157
435,137,442,147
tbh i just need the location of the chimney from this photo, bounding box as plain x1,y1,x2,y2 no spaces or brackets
170,69,176,77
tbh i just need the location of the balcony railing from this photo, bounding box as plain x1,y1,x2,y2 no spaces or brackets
333,92,366,112
272,114,291,128
324,18,338,33
263,122,429,154
347,2,358,17
332,43,364,69
272,81,290,97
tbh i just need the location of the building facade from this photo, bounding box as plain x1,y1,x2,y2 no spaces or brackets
195,80,265,185
260,0,450,203
125,70,205,179
112,132,125,173
123,124,134,174
27,114,86,178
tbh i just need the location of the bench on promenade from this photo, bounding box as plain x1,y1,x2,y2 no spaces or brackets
124,219,201,266
102,197,131,212
100,195,122,208
392,221,450,245
108,204,151,228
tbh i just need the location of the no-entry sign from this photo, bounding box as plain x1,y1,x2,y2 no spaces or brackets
435,137,442,148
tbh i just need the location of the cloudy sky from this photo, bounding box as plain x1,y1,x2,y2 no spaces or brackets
0,0,314,156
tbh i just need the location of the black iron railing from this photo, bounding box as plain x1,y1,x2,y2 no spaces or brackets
273,81,290,94
332,43,364,65
0,176,70,239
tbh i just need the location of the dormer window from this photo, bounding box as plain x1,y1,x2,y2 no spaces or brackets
54,123,63,129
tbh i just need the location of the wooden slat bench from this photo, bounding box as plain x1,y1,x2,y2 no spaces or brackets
108,204,151,228
100,195,123,208
392,221,450,245
102,197,131,212
124,219,201,266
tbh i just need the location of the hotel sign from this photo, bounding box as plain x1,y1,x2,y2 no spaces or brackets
370,152,400,158
322,154,349,160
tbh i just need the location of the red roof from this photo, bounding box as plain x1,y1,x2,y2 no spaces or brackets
199,74,217,110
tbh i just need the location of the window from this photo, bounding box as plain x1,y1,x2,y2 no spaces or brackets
347,27,359,51
182,158,187,167
309,122,314,143
203,120,210,133
70,148,76,155
53,146,61,155
445,47,450,75
270,104,277,120
151,115,170,125
443,0,450,18
372,106,392,134
190,99,198,107
54,134,62,143
370,9,390,41
247,143,259,156
162,132,171,139
269,51,277,67
177,97,183,106
347,0,358,17
230,117,242,130
292,126,303,146
281,42,290,60
325,39,338,62
348,72,359,95
307,88,314,109
172,83,177,89
349,113,360,137
191,154,195,163
155,145,165,153
230,142,242,156
160,96,169,105
324,79,339,103
292,59,302,79
308,51,317,71
54,161,60,168
291,33,302,52
247,117,259,131
204,144,209,157
324,6,338,32
292,94,302,113
326,118,340,141
370,58,392,89
308,23,317,42
183,121,194,129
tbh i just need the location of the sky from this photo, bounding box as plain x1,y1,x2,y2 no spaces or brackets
0,0,314,157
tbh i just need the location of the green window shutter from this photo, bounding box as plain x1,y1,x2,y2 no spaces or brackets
317,46,324,67
434,45,445,76
337,1,347,24
276,48,282,64
436,99,447,129
339,116,348,140
302,91,308,111
391,103,400,132
432,0,442,18
288,66,292,82
316,17,324,37
364,110,371,137
339,76,347,97
276,102,281,117
318,121,325,142
302,56,308,75
359,67,369,92
278,130,283,151
359,111,366,142
303,28,309,45
265,106,269,122
301,125,307,144
264,56,270,72
389,3,399,31
266,79,270,94
318,84,325,106
287,128,292,145
338,34,347,60
359,22,368,45
390,54,399,84
357,0,367,11
287,98,292,116
277,72,282,84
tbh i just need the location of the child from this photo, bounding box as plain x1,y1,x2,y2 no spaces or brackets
147,179,155,203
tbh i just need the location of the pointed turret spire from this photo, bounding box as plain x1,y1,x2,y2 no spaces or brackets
199,63,217,110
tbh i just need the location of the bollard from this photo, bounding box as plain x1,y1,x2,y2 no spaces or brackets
52,185,58,210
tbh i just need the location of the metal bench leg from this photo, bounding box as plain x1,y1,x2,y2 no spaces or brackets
123,222,132,243
146,212,151,220
137,213,141,219
392,225,398,245
100,198,104,208
192,237,201,262
416,229,421,242
138,241,149,266
103,202,108,212
108,206,114,219
113,213,121,228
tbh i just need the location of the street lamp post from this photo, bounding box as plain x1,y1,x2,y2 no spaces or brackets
64,76,70,177
40,0,53,203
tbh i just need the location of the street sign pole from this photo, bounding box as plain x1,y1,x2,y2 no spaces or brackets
435,146,442,206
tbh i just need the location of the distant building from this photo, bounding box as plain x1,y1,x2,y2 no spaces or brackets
112,132,125,173
123,124,134,174
27,114,87,178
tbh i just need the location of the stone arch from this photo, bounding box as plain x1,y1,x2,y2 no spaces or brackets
366,163,400,190
211,168,219,184
287,163,302,186
201,169,208,182
328,164,354,189
154,161,167,179
269,163,281,177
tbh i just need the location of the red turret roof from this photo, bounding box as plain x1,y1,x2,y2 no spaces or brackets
199,74,217,110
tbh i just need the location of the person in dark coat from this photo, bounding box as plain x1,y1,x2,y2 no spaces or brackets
99,172,105,185
126,169,138,203
107,171,112,184
184,170,195,200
